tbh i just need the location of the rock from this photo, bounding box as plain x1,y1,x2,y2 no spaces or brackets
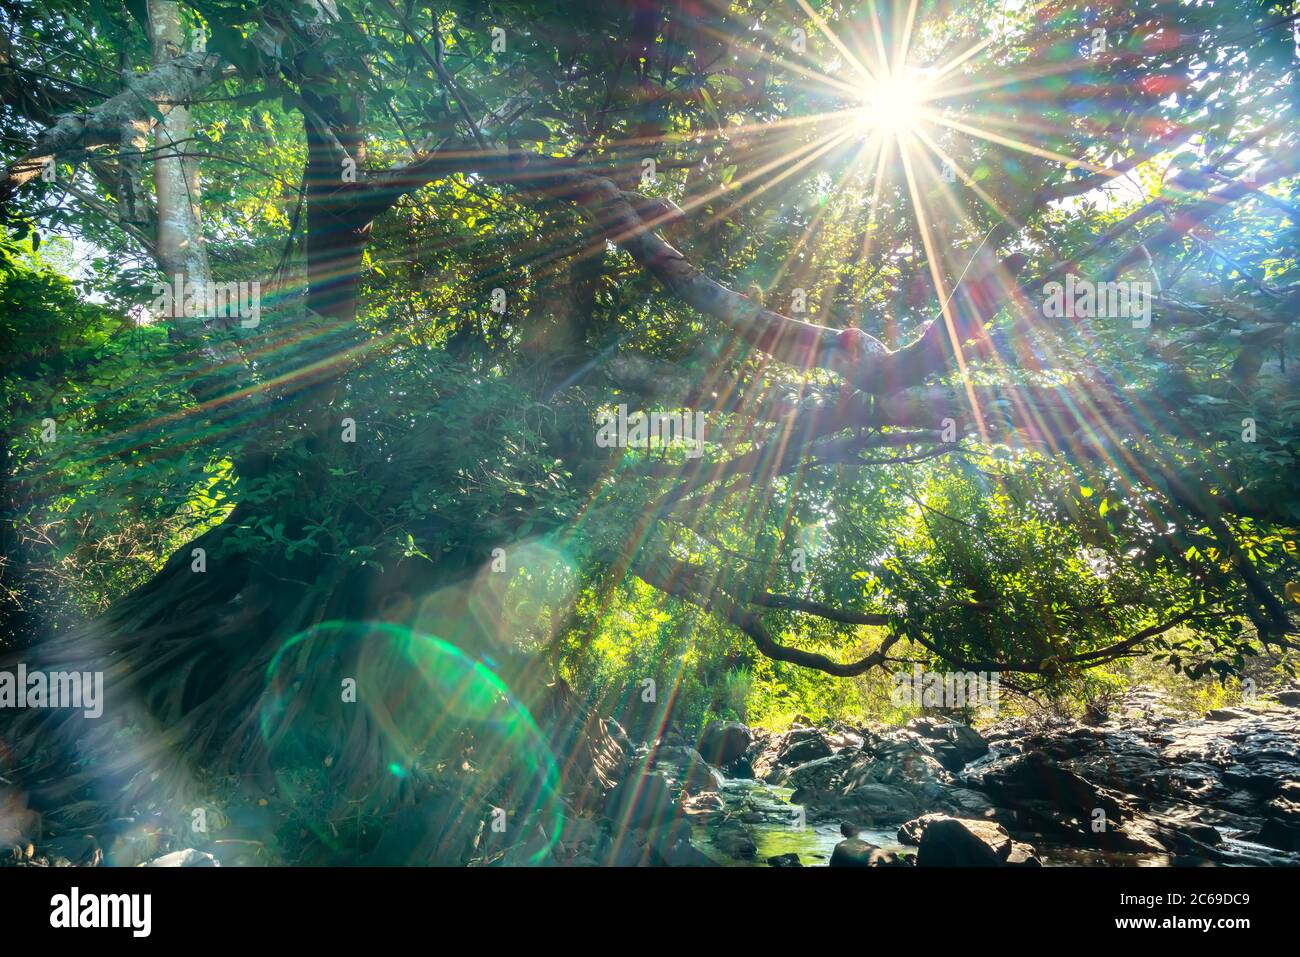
783,751,857,796
1258,817,1300,852
898,813,952,846
836,782,922,822
869,849,908,865
1256,798,1300,851
859,733,956,791
910,815,1017,866
767,852,802,867
907,718,989,771
1007,842,1042,866
733,701,1300,866
840,744,953,810
605,771,683,830
1082,702,1110,726
1161,714,1300,797
603,717,633,756
602,819,703,866
1048,728,1172,800
965,750,1127,827
1273,690,1300,707
647,746,723,795
1163,762,1230,804
683,791,725,815
555,812,606,862
906,809,1032,859
776,728,833,767
660,723,692,748
1103,814,1226,857
1206,708,1254,722
827,724,865,750
488,822,561,866
141,848,219,867
727,754,755,779
745,732,779,780
712,821,757,859
829,837,878,867
644,823,713,866
938,786,996,817
697,721,753,767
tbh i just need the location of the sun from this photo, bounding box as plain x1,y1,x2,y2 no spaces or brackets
856,71,931,137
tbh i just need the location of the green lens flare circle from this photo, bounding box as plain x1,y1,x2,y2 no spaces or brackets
260,620,562,864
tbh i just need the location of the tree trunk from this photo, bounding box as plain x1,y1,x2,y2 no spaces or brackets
303,91,369,322
147,0,209,286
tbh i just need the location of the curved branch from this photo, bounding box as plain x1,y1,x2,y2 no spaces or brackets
632,553,900,676
0,50,226,205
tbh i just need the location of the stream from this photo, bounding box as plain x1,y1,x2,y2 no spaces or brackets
696,778,909,866
693,777,1256,866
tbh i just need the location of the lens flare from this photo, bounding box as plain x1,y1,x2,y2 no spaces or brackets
857,70,931,136
260,621,563,864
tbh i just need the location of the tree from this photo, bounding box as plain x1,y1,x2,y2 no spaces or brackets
1,0,1296,832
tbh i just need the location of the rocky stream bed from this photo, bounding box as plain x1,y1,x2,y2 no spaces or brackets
617,687,1300,867
7,688,1300,866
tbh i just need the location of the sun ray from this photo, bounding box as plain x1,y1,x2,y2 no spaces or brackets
795,0,880,85
897,133,990,445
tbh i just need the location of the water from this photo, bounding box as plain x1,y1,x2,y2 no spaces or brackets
696,778,909,867
696,777,1194,867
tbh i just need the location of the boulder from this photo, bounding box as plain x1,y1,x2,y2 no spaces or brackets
908,815,1016,866
1007,842,1042,866
907,718,990,771
697,721,753,767
602,819,705,867
898,813,948,846
647,746,723,795
776,728,833,767
644,825,713,866
1161,714,1300,796
866,849,911,866
939,786,996,817
1033,726,1173,801
827,723,865,750
683,791,725,815
899,813,1036,864
727,754,755,779
603,717,634,756
845,743,954,802
1258,817,1300,852
767,852,802,867
1257,798,1300,851
965,750,1127,825
1206,708,1254,722
829,837,878,867
712,821,757,859
1103,815,1221,857
783,751,857,796
605,771,683,830
836,782,922,822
